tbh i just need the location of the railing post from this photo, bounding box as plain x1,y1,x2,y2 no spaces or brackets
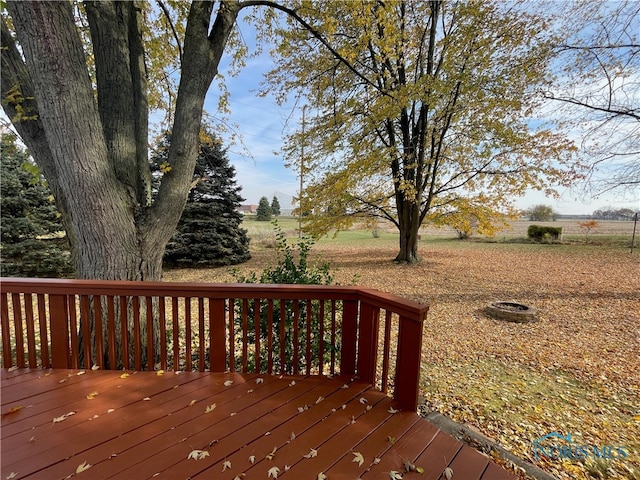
356,302,380,385
49,294,71,369
340,300,359,375
394,315,425,411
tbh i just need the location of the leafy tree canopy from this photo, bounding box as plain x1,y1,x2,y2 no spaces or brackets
257,0,584,262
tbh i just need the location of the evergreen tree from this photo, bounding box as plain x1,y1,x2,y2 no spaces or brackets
0,133,73,277
256,196,273,221
271,195,281,216
151,130,250,267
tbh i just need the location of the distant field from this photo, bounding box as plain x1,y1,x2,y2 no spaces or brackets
241,215,638,247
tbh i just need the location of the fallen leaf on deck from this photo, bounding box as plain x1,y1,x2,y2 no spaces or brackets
189,400,197,407
205,404,216,413
389,471,403,480
359,397,368,405
443,467,454,479
256,378,264,384
373,457,381,464
143,397,151,401
52,411,75,424
388,436,396,445
318,473,327,480
187,449,210,461
76,371,86,376
266,446,277,460
107,409,115,413
352,452,364,466
315,396,325,404
7,366,18,372
2,406,23,416
268,466,280,478
120,373,130,379
224,380,234,387
91,365,100,371
86,391,99,400
222,460,232,471
289,380,296,386
233,475,245,480
290,432,296,441
388,407,400,414
304,448,318,459
156,370,164,376
249,455,256,464
341,384,349,389
247,389,254,393
75,461,92,473
6,472,17,479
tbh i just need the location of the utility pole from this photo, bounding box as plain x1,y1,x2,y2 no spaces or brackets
298,105,305,238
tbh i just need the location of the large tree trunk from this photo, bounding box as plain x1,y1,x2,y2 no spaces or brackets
394,197,421,264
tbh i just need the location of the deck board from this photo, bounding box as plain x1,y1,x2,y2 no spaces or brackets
1,369,517,479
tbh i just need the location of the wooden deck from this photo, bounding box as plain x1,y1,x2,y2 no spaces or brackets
2,368,516,480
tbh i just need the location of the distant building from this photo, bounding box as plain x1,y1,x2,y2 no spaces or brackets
238,204,258,215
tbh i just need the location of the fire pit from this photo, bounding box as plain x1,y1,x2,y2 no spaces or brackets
485,301,538,323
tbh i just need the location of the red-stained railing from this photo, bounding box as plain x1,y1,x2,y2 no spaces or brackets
0,278,428,410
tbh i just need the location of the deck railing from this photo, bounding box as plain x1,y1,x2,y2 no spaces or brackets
0,278,428,410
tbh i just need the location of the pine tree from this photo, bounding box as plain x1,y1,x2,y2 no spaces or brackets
256,196,273,221
271,196,281,216
152,130,251,267
0,133,73,277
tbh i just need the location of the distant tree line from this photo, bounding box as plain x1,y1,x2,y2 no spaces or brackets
591,208,637,221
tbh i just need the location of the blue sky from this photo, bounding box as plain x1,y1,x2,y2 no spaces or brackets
206,19,638,216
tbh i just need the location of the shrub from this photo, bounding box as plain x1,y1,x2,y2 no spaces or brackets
233,222,337,372
527,225,563,242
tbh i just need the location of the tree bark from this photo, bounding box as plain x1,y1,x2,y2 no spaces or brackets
394,197,421,264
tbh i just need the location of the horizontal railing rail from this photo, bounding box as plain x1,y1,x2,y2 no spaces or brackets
0,278,428,410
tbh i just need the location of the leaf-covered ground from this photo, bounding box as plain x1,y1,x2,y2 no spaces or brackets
165,238,639,480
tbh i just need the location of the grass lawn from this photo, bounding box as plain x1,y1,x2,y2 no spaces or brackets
165,218,639,480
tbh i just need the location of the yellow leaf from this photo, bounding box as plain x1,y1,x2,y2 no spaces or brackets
205,404,216,413
352,451,364,466
120,373,130,379
2,406,23,416
86,391,99,400
266,446,277,460
76,461,92,474
156,370,164,376
304,448,318,459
